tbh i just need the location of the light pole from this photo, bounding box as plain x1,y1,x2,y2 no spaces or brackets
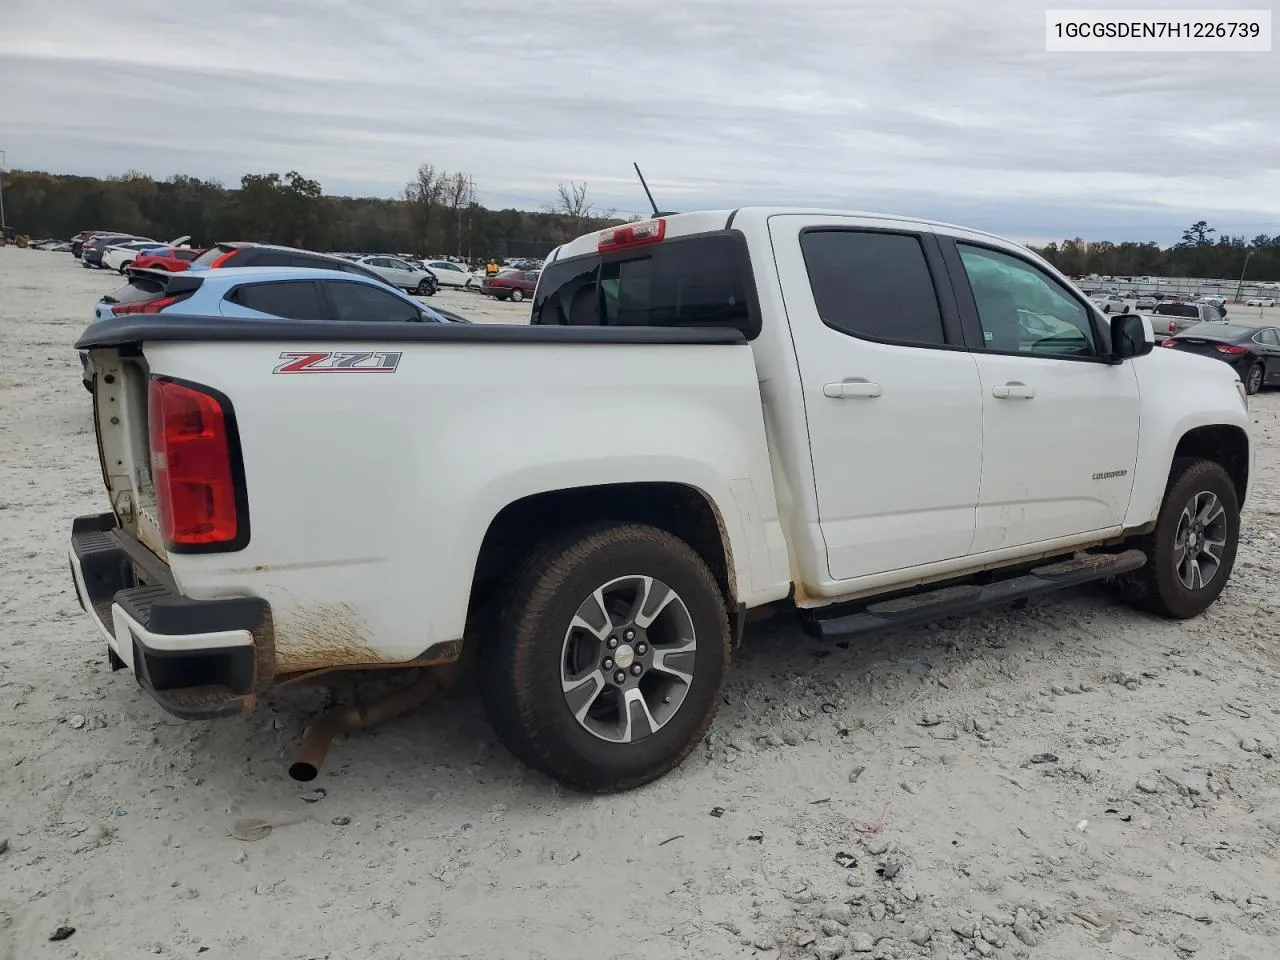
1233,250,1253,304
0,150,7,230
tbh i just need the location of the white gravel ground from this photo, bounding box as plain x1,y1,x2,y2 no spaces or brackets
1,247,1278,960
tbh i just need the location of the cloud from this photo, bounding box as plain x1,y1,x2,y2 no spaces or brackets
0,0,1275,242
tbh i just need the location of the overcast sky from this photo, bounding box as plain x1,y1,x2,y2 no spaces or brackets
1,0,1275,244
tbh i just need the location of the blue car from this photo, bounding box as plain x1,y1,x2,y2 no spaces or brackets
81,266,464,390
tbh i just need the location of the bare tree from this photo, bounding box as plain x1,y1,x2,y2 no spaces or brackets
552,180,592,220
404,163,443,253
548,180,616,239
442,171,475,257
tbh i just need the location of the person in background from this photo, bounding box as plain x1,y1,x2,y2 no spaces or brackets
486,258,499,277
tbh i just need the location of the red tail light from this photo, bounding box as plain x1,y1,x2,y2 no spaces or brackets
112,295,182,316
148,378,246,550
1215,344,1245,355
598,218,666,252
209,249,239,268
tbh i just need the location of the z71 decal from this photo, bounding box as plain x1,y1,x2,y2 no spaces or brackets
273,351,403,374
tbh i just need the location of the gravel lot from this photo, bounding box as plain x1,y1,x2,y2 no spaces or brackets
1,246,1278,960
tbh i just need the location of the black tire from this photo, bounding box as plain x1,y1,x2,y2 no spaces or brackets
1245,362,1264,395
1112,458,1240,619
480,522,730,793
510,288,525,303
416,278,434,296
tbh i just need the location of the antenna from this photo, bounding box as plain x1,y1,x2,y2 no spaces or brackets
633,162,676,217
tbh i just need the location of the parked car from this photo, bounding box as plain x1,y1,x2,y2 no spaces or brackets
1090,293,1129,314
421,259,481,288
481,268,540,302
1245,297,1277,307
82,234,155,268
1150,301,1224,339
79,266,461,391
1162,323,1280,394
132,247,206,272
353,256,440,295
188,242,399,289
103,237,191,273
70,208,1252,794
70,230,115,259
1136,296,1157,310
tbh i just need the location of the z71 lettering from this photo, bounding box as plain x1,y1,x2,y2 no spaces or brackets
273,351,402,374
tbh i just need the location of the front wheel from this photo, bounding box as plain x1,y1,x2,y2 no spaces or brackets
1245,362,1264,395
480,523,730,793
510,288,525,303
1112,458,1240,619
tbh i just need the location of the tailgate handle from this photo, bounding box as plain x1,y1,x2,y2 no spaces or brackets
992,382,1036,400
823,379,882,399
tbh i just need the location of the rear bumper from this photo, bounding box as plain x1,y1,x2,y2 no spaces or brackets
69,512,269,719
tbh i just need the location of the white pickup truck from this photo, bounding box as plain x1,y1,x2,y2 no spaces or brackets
70,209,1253,793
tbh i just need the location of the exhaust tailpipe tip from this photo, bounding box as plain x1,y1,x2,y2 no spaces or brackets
288,762,319,782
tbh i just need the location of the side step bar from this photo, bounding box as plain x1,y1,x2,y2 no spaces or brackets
808,549,1146,640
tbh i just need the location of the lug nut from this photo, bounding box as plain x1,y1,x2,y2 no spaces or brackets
614,670,627,685
624,629,636,641
607,637,619,649
603,658,614,670
636,643,648,655
630,664,643,677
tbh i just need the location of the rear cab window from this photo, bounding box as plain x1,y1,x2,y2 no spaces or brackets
531,232,759,338
1153,303,1201,318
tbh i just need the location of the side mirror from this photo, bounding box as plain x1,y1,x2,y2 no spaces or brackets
1110,313,1153,360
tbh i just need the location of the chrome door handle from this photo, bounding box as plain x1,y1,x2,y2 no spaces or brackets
992,382,1035,400
823,379,883,399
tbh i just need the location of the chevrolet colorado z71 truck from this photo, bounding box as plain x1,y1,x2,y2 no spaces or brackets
70,209,1253,792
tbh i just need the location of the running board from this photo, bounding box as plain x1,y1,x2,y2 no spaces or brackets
808,549,1146,640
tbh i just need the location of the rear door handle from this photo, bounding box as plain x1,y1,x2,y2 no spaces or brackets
823,379,883,399
992,382,1036,400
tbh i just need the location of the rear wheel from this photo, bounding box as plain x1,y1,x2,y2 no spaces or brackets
510,288,525,303
416,278,434,296
480,523,730,793
119,260,133,274
1112,458,1239,619
1245,362,1264,395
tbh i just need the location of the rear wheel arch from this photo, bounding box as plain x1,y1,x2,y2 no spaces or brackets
466,482,737,633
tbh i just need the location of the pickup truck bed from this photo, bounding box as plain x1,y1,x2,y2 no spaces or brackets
69,207,1253,793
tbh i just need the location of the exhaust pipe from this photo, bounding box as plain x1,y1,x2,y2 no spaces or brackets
288,670,438,782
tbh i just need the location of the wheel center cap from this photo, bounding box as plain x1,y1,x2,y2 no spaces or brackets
614,644,635,670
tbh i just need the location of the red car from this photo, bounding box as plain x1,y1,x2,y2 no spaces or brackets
131,247,205,272
480,268,540,302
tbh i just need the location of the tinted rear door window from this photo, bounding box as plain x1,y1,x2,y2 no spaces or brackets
322,281,421,322
800,230,947,345
532,233,757,337
230,281,328,320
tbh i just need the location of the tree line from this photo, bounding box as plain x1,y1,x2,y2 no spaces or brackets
5,167,1277,280
1031,221,1280,282
1,165,626,261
